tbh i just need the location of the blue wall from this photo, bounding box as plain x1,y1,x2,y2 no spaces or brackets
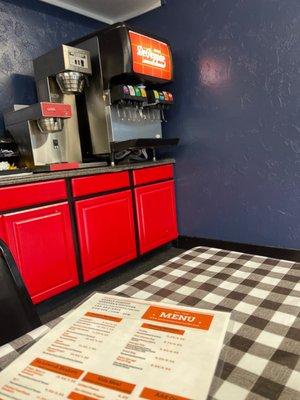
131,0,300,249
0,0,102,134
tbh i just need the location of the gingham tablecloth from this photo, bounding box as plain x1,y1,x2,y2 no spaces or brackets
0,246,299,400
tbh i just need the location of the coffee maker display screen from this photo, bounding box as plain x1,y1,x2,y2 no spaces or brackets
129,31,172,81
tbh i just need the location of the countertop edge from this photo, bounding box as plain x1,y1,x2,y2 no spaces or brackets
0,159,175,187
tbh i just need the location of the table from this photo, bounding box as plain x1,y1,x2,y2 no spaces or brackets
0,246,299,400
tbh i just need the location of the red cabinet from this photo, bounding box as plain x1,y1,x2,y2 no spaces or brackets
0,163,177,302
75,190,137,282
135,180,178,254
0,216,6,242
3,203,78,304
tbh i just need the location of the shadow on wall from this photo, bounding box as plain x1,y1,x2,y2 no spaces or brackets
10,74,37,105
0,74,37,133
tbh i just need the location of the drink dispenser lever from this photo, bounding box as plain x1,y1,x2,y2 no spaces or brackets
160,106,167,122
146,89,174,122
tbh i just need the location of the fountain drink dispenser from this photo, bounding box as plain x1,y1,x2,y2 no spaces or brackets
70,22,178,164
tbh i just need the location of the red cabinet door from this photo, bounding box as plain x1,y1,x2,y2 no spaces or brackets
0,215,6,242
135,180,178,254
4,203,78,304
75,190,137,282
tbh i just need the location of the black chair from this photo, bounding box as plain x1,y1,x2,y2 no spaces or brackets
0,239,41,346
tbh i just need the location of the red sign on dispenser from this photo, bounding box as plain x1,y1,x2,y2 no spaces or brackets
41,102,72,118
129,31,172,81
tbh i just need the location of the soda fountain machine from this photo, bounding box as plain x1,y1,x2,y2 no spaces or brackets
70,22,178,165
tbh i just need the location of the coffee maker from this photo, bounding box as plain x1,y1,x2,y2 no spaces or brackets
4,45,92,168
70,22,178,165
33,44,92,163
4,102,72,167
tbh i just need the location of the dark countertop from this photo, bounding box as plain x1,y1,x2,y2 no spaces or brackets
0,159,175,187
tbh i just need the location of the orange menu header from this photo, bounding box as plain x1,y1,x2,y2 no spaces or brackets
141,323,184,336
31,358,83,379
140,387,190,400
142,306,213,330
68,392,98,400
83,372,135,394
129,30,172,81
85,312,122,322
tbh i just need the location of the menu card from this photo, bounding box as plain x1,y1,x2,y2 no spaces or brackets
0,293,230,400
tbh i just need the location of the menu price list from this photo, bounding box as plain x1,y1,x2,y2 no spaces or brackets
0,293,230,400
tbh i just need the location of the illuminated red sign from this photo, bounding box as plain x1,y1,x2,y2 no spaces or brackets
129,30,172,81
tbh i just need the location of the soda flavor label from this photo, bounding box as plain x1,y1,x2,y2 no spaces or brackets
123,85,130,94
159,92,165,101
128,85,136,96
134,86,141,96
129,31,172,80
153,90,159,99
140,88,147,97
163,91,169,101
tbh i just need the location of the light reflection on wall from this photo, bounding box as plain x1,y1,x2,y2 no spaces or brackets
200,57,231,87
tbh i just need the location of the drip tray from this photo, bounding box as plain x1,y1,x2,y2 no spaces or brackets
111,138,179,152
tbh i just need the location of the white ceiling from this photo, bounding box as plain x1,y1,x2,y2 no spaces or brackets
40,0,162,24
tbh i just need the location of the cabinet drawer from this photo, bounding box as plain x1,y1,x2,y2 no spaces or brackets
0,180,67,212
132,164,174,186
72,171,130,197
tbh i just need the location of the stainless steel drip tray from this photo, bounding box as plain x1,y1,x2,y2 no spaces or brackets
110,138,179,152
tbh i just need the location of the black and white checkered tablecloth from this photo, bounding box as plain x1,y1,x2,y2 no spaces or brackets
0,247,299,400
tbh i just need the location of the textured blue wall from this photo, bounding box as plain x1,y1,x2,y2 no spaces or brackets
0,0,102,134
131,0,300,248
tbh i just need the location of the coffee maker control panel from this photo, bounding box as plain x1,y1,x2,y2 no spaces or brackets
62,45,92,74
68,50,89,70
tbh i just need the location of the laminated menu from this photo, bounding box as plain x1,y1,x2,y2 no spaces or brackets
0,293,231,400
